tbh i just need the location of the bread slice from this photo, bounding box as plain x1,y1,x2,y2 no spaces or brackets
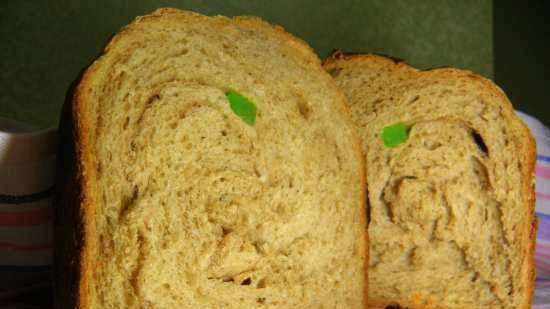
54,9,367,309
324,52,536,309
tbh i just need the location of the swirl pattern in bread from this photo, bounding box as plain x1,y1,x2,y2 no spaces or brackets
55,9,367,309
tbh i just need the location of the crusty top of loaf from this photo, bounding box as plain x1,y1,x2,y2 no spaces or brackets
64,9,367,309
325,51,536,309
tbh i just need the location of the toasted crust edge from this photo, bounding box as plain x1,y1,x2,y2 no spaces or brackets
54,69,86,309
324,50,536,309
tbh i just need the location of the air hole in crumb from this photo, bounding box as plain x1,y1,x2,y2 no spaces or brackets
366,186,371,225
222,277,234,283
409,95,420,104
122,117,129,130
257,297,266,303
423,140,442,150
251,166,261,178
297,99,311,119
221,130,227,136
252,241,263,253
257,278,267,288
335,152,342,170
240,278,252,285
146,94,160,106
119,185,139,218
471,131,488,155
327,67,342,77
221,226,232,236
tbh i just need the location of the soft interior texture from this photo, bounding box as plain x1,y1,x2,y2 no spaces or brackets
76,9,365,309
325,55,534,309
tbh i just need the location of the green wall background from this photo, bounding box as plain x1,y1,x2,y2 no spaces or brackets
0,0,493,128
494,2,550,125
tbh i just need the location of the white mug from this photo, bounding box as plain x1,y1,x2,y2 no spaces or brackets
0,117,56,298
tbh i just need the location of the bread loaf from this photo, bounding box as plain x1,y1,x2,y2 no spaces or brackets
324,52,536,309
54,10,367,309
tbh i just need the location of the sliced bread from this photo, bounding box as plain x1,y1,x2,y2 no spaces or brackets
324,52,536,309
54,9,367,309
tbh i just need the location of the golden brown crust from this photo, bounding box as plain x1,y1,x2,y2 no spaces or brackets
110,8,322,69
323,53,369,309
322,52,369,309
54,74,83,309
59,9,368,309
333,79,368,308
324,51,536,309
71,64,97,309
343,96,369,309
520,127,537,309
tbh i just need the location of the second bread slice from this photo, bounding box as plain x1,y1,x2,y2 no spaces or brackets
324,52,536,309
